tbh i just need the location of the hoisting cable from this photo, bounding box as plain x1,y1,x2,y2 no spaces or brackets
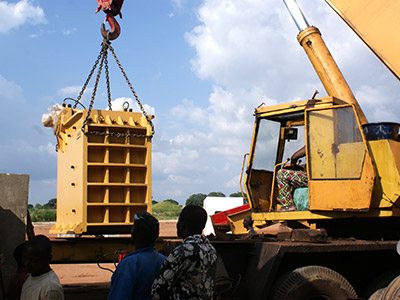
68,0,154,139
77,38,155,139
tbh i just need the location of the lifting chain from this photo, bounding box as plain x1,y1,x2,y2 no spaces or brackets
77,39,155,140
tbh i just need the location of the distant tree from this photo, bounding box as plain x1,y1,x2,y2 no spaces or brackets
208,192,226,197
152,200,158,205
35,203,42,209
229,192,248,204
27,204,34,209
229,192,242,197
30,209,56,222
163,199,179,206
185,193,207,206
43,198,57,209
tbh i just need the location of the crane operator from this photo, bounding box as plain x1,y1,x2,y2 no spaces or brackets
275,146,308,211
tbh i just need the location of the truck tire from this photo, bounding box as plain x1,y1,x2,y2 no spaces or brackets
364,269,400,298
271,265,357,300
381,275,400,300
368,288,385,300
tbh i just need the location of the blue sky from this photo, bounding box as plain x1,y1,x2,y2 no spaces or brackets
1,0,399,205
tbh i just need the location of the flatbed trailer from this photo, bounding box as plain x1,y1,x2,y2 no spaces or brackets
50,235,399,299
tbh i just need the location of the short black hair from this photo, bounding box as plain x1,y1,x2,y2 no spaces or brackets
244,216,254,226
131,212,159,246
13,241,27,268
179,205,207,234
28,235,52,259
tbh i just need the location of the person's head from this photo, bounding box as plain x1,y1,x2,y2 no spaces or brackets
177,205,207,238
13,241,28,269
131,212,159,248
25,235,52,276
243,216,254,230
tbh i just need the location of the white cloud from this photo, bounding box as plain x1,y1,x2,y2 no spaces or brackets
170,0,185,9
56,86,83,97
62,28,77,35
0,0,46,33
0,74,24,103
355,85,399,122
110,97,156,115
152,0,400,204
38,142,57,156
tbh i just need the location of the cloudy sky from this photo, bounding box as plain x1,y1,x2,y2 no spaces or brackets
1,0,399,205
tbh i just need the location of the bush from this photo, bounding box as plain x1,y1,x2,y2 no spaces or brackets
163,199,179,206
185,193,207,206
29,208,56,222
208,192,226,197
152,201,182,220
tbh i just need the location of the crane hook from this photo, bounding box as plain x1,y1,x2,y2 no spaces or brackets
96,0,124,40
101,14,121,41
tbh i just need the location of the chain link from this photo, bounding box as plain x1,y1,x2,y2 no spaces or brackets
81,40,108,134
108,43,155,138
74,45,104,109
78,39,154,140
104,48,113,111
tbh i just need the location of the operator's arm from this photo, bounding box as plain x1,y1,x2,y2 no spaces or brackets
291,146,306,164
151,245,185,299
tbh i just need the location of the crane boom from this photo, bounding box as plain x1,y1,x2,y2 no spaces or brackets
325,0,400,81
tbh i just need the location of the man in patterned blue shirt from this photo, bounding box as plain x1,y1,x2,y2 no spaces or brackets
151,205,217,300
108,212,166,300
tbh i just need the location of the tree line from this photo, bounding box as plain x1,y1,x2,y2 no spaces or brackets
28,192,247,222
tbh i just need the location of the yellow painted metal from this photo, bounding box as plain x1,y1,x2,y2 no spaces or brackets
252,209,394,223
51,238,177,263
306,105,376,210
226,208,266,234
50,107,153,235
255,97,345,117
297,26,367,124
325,0,400,81
227,209,251,234
240,153,249,200
269,159,289,212
368,140,400,208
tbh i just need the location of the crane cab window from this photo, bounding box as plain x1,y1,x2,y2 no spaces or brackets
252,119,280,171
307,106,365,179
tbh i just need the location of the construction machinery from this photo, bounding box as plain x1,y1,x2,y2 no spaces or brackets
45,0,400,299
210,0,400,299
242,0,400,238
43,2,155,235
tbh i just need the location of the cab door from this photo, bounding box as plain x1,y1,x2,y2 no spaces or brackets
306,105,376,211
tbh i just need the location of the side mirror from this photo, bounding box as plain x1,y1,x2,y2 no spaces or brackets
284,127,298,140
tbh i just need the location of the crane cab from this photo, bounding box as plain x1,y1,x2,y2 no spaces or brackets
245,96,400,229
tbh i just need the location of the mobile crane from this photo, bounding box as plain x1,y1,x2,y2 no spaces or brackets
210,0,400,299
46,0,400,299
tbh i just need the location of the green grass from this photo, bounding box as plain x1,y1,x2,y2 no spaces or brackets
152,201,182,220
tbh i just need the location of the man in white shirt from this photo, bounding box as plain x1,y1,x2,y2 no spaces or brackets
20,235,64,300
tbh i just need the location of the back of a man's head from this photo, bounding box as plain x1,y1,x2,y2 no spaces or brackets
28,235,52,258
131,212,160,247
26,235,52,275
243,216,254,227
13,241,28,268
179,205,207,235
